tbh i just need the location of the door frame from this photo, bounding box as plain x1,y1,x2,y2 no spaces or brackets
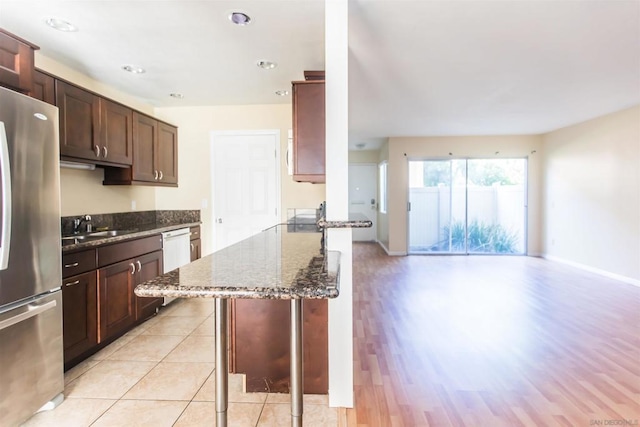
210,129,282,251
348,162,378,242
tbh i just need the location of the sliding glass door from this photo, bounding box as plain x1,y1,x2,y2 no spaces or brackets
408,158,527,255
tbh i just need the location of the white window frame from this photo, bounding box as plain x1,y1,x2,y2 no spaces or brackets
379,161,388,214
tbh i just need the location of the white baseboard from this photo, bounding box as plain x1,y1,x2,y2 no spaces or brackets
543,254,640,288
376,241,407,256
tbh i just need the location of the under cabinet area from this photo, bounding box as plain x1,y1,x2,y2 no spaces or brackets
231,299,328,394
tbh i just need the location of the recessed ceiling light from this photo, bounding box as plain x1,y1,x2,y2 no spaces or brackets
275,90,289,96
122,65,145,74
257,60,277,70
169,93,184,99
229,12,251,25
45,18,78,32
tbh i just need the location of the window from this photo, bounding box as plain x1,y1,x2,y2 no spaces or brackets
379,161,388,213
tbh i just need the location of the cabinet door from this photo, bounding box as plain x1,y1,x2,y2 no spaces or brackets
190,238,201,262
56,80,101,161
100,99,133,165
157,123,178,185
31,70,55,105
132,112,158,182
292,81,325,183
135,251,164,321
98,259,136,342
0,30,35,93
62,271,98,364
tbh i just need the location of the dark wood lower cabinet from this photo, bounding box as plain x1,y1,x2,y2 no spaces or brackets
62,271,98,365
190,238,201,262
232,299,328,394
98,259,136,342
135,251,164,321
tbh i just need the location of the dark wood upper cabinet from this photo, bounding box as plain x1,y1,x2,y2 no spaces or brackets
100,98,133,165
104,112,178,186
56,80,101,161
292,79,325,183
0,29,38,93
131,112,158,182
57,80,135,167
157,122,178,184
31,70,55,105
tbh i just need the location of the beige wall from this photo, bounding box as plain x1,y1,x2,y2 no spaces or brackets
542,106,640,282
385,135,543,255
153,105,325,256
348,149,379,163
36,54,157,216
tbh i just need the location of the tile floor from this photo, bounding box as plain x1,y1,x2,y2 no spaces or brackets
22,298,337,427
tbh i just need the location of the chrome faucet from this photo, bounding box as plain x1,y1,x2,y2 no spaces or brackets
73,215,92,234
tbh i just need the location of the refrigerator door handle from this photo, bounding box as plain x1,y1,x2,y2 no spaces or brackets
0,300,57,332
0,122,12,271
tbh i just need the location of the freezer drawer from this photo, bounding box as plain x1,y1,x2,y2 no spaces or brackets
0,291,64,426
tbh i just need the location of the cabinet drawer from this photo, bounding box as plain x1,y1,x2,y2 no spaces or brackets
62,249,97,279
190,226,200,241
97,235,162,268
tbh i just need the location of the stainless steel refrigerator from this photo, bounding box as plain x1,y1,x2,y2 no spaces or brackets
0,86,64,425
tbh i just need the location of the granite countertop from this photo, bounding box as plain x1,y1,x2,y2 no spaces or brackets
135,224,340,300
316,212,373,229
61,222,201,253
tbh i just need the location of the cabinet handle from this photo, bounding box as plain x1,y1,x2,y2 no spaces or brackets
94,145,100,157
130,263,135,275
65,280,80,287
136,260,141,272
64,262,79,268
159,170,163,180
103,146,108,158
154,170,159,180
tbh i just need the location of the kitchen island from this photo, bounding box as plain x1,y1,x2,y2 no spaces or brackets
135,224,340,427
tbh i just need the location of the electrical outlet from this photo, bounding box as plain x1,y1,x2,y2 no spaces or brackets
131,200,137,211
201,198,208,209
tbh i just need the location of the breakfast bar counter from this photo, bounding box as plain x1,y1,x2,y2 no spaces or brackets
135,224,340,427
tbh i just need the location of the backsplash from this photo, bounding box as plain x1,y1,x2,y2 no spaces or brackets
61,210,200,235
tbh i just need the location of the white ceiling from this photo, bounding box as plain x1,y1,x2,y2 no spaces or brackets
1,1,638,151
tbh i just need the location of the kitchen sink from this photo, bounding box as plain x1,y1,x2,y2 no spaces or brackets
87,229,134,237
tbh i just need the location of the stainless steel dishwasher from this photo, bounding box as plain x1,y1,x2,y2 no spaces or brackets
161,228,191,305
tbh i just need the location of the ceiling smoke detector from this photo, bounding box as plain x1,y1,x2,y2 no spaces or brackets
45,18,78,32
229,12,251,25
257,60,277,70
122,65,146,74
170,93,184,99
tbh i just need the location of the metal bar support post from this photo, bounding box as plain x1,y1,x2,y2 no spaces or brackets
290,298,303,427
215,298,229,427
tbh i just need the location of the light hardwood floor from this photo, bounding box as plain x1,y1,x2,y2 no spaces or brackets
346,243,640,426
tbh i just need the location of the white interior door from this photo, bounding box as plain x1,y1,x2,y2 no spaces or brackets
211,131,280,251
348,163,377,241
